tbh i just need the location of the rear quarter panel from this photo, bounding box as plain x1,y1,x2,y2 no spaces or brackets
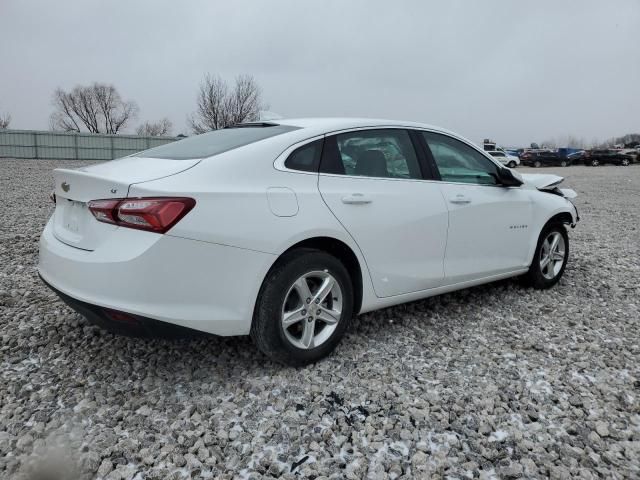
127,139,379,312
128,141,353,254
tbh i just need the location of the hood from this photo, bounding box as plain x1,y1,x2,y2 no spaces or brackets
521,173,577,199
520,173,564,189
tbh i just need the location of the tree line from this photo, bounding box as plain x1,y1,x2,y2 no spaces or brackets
539,133,640,150
0,73,265,136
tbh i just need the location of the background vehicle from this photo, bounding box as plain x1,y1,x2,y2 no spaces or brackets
39,118,578,365
520,150,572,168
487,150,520,168
583,149,633,166
566,150,586,163
482,139,519,167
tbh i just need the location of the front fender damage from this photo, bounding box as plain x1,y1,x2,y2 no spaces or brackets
522,174,580,226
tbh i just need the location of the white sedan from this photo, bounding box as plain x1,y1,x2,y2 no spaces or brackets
39,118,579,365
487,150,520,168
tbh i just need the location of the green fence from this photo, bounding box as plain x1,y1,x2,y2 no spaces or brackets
0,129,180,160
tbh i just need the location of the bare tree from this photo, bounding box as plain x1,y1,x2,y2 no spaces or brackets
136,118,173,136
0,110,10,129
545,135,588,149
227,75,263,125
50,83,138,134
189,74,265,133
563,135,587,149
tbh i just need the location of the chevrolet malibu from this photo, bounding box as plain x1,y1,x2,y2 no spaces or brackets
39,118,579,365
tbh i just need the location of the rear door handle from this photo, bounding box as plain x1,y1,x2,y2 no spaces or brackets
341,193,372,205
449,194,471,205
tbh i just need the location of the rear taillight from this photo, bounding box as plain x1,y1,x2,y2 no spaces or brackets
88,197,195,233
87,199,120,224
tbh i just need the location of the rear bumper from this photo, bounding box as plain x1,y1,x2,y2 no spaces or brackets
38,218,276,336
40,275,202,338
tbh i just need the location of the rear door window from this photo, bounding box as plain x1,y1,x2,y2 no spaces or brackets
320,129,422,179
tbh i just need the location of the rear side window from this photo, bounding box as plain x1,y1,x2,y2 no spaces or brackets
320,129,422,179
134,124,299,160
284,139,323,172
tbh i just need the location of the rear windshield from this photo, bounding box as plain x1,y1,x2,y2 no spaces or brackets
134,124,298,160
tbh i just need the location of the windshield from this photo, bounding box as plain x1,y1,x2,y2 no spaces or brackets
133,124,299,160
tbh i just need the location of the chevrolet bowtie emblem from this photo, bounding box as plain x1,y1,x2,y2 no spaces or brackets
61,182,70,192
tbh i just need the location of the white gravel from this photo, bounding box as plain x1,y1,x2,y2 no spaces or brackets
1,159,639,479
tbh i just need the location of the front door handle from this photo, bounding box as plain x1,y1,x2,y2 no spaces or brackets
341,193,372,205
449,194,471,205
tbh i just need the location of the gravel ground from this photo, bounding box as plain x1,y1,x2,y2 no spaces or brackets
1,159,639,479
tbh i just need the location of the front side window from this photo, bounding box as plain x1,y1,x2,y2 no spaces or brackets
320,129,421,179
422,132,500,185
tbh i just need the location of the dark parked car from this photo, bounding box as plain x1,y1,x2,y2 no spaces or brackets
520,151,571,168
566,150,586,163
583,150,633,166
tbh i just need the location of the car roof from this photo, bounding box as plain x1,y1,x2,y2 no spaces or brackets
274,117,455,137
231,117,495,163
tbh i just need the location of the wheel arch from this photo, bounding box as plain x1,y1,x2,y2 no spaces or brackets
545,211,574,227
261,236,364,316
527,210,574,266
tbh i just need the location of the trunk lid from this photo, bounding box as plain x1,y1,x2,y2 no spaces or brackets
52,156,200,250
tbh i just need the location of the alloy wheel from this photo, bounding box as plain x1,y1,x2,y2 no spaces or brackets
534,161,542,168
540,231,566,280
281,270,343,349
591,159,599,166
621,158,630,166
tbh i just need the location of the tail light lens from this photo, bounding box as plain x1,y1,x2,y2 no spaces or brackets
88,197,195,233
87,199,120,224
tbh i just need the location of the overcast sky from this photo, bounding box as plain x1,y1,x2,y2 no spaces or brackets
1,0,638,146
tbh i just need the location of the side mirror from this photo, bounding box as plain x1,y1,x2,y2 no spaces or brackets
497,167,524,187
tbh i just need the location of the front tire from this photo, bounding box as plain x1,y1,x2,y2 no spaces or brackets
251,249,354,366
507,161,517,168
591,159,600,166
523,223,569,289
533,160,542,168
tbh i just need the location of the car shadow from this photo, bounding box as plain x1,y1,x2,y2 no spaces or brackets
37,264,580,391
56,276,527,371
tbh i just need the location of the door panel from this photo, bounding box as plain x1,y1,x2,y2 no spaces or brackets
438,183,533,284
317,128,448,298
420,130,534,283
319,175,449,297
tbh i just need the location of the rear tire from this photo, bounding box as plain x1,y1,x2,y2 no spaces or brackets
523,223,569,289
251,249,354,366
621,158,630,166
560,160,568,167
533,160,542,168
591,159,600,166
